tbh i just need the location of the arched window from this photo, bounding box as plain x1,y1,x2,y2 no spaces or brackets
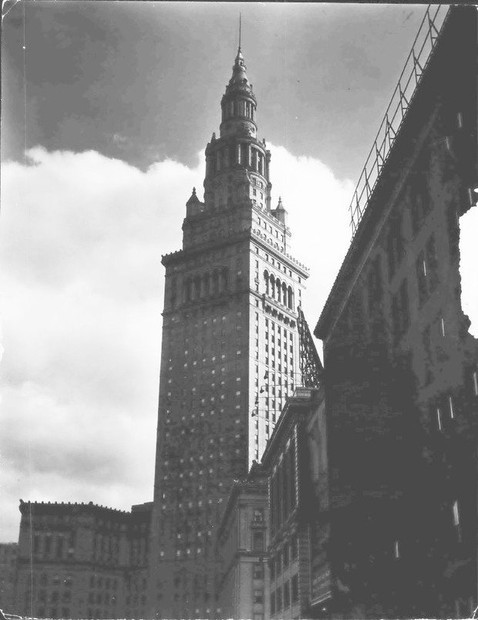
193,276,200,300
287,286,293,309
251,149,257,171
276,278,281,302
282,282,287,306
221,268,229,292
270,274,275,299
184,278,191,303
264,270,269,295
212,271,219,295
203,273,210,297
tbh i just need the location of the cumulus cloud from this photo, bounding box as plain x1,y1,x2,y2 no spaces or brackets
459,205,478,337
268,145,353,326
0,145,351,541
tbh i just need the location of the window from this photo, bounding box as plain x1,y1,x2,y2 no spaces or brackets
253,563,264,579
417,235,438,306
252,531,264,552
436,407,442,431
283,580,290,609
253,589,263,604
270,593,276,615
291,574,299,603
283,543,289,567
276,553,282,575
276,586,282,611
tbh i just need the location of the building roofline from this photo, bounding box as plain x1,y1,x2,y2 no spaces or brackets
261,387,321,466
315,6,477,341
18,499,130,517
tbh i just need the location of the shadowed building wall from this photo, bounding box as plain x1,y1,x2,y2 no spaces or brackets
315,7,477,618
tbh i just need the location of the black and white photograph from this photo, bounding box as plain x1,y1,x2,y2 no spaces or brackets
1,2,477,619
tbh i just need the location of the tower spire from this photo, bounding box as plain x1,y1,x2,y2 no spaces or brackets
238,13,242,52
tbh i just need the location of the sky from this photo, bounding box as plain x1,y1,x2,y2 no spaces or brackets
1,1,475,543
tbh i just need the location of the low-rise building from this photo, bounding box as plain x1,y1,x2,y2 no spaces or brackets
262,386,328,620
216,463,269,620
14,500,152,619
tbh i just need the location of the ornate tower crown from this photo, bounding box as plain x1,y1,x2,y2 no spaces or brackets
220,46,257,140
198,39,272,220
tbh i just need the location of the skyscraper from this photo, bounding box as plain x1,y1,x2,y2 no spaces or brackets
148,44,309,618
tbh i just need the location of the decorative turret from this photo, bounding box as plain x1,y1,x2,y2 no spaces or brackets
186,186,205,217
271,196,287,224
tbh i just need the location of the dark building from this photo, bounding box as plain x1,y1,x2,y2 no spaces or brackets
14,500,152,620
314,6,477,618
0,543,18,614
147,44,310,618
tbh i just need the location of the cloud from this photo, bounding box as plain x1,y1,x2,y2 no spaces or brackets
459,205,478,337
268,145,353,326
0,145,351,541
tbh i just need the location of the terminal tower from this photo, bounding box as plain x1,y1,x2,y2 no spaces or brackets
147,43,311,618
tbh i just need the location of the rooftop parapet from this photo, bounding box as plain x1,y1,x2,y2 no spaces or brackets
348,5,450,237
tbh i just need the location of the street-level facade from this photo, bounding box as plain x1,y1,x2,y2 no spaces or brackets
216,463,269,620
262,386,328,620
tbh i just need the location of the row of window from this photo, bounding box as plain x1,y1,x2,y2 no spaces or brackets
269,535,298,580
222,98,255,122
256,220,285,243
176,268,230,306
263,270,294,309
35,607,70,619
33,533,74,558
208,143,266,176
37,590,72,603
270,441,297,533
270,574,299,615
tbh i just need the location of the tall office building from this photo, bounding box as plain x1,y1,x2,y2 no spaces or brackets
148,45,309,618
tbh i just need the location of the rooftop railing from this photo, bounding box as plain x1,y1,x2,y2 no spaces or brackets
348,4,450,236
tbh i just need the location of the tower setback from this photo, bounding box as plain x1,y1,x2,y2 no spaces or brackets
147,46,309,619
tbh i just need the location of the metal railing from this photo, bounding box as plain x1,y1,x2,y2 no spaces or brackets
348,4,451,236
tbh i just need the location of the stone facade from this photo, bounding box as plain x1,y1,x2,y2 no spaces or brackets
315,7,477,618
14,500,152,620
147,46,309,618
0,542,18,614
262,387,328,620
216,463,269,620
